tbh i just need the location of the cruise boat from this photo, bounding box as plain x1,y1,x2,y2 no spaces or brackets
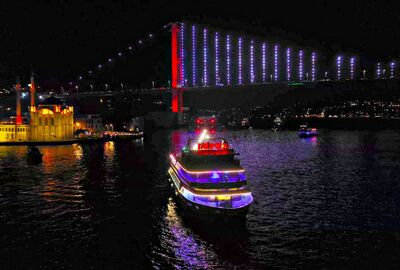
168,131,253,215
298,124,318,138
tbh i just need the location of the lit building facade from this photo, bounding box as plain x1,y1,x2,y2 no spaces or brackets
0,123,30,142
0,76,74,143
29,97,74,142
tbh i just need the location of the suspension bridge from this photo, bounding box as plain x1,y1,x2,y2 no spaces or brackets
64,21,399,114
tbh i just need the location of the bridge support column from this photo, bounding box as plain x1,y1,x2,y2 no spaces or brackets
171,22,183,113
172,88,183,113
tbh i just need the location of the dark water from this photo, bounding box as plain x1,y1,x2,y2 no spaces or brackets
1,130,400,269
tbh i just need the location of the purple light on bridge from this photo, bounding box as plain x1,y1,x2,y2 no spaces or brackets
180,23,185,87
350,57,355,80
215,32,219,85
311,52,317,81
286,47,291,81
250,41,255,84
226,35,231,85
203,28,208,86
390,61,395,79
376,62,382,79
238,37,243,85
192,25,196,86
336,55,342,80
262,43,267,82
299,50,304,81
274,45,279,82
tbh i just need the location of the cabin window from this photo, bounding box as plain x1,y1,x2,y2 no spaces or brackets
45,118,48,126
50,118,54,126
39,118,42,125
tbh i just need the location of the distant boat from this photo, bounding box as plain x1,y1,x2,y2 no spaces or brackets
298,124,318,138
27,146,43,163
272,117,283,131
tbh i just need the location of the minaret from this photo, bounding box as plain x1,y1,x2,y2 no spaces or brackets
15,76,22,125
31,72,36,108
30,73,36,108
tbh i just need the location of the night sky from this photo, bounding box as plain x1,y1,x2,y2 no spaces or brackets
0,0,398,86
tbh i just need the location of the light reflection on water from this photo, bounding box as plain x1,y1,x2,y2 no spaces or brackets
1,130,400,269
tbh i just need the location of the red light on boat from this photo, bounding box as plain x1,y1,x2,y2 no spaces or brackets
311,128,317,131
210,129,216,134
197,141,228,151
195,129,200,134
195,118,204,125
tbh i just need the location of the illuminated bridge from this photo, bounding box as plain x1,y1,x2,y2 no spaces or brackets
71,22,400,113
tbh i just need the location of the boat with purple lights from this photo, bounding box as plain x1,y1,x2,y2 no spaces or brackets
298,124,318,138
168,133,253,215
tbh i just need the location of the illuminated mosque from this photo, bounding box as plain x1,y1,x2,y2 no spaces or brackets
0,75,74,143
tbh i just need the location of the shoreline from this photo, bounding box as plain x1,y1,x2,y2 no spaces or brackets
0,133,143,146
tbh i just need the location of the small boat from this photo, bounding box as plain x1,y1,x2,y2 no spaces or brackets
168,130,253,215
298,124,318,138
27,146,43,163
272,117,283,131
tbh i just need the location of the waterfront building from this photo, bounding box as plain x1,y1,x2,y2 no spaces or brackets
74,114,103,133
29,96,74,142
0,75,74,143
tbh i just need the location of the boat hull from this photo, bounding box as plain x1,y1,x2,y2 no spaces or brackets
168,168,252,216
298,131,318,138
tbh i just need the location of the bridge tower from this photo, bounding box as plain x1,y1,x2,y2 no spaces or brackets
171,23,183,113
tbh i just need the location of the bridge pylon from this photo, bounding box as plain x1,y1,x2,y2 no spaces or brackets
171,22,183,113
